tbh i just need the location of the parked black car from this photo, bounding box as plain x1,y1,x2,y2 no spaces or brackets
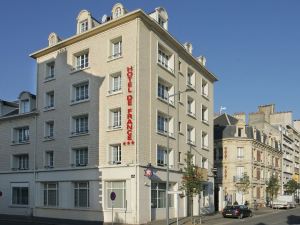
222,205,253,219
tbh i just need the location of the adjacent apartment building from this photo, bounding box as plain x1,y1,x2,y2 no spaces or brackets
0,3,217,224
249,104,300,198
214,113,282,211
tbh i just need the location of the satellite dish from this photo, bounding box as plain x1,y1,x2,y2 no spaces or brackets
101,14,108,23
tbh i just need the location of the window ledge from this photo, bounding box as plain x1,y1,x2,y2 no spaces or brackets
107,90,123,97
9,204,29,208
43,137,55,142
157,62,175,76
44,77,56,83
70,99,90,106
107,55,123,62
187,112,197,119
179,71,184,76
70,66,90,75
187,83,196,90
156,130,175,139
43,107,55,112
187,141,196,147
11,141,30,146
69,132,90,138
202,146,209,151
202,93,209,101
202,120,209,126
107,127,123,132
157,96,175,108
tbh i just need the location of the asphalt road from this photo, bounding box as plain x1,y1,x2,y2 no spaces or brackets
209,207,300,225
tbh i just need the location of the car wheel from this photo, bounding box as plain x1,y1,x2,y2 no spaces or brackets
239,213,243,219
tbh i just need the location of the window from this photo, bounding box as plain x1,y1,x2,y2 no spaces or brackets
157,112,174,137
202,131,208,149
187,125,195,145
75,52,89,70
109,108,121,129
114,7,122,18
178,121,182,133
256,168,261,180
201,157,208,169
14,127,29,143
187,96,196,117
158,45,174,73
73,115,88,134
13,154,29,170
110,144,121,164
111,37,122,58
202,105,208,123
158,16,166,28
74,148,88,167
12,185,28,205
46,62,55,79
187,69,195,88
74,182,89,208
45,151,54,168
109,72,122,93
151,182,173,208
238,128,243,137
236,166,244,179
237,147,244,159
20,99,30,113
157,78,174,104
43,182,58,207
157,146,167,167
45,91,54,109
202,79,209,97
73,82,89,102
80,20,88,33
45,121,54,139
106,181,126,208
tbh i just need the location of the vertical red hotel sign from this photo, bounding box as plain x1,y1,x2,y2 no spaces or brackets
123,66,135,146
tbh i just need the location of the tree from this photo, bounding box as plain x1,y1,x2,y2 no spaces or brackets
181,152,204,197
266,175,280,201
284,179,299,195
235,172,250,204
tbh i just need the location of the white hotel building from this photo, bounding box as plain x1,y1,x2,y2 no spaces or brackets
0,3,217,224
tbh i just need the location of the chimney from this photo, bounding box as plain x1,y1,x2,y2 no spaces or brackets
233,112,246,123
183,42,193,54
197,56,206,66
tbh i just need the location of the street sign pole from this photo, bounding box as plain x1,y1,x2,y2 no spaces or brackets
110,192,116,225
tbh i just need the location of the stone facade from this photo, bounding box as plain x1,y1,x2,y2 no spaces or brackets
0,3,217,224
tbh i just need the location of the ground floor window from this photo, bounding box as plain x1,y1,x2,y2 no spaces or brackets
203,184,210,207
43,182,58,207
12,184,28,205
106,181,126,208
151,182,174,208
74,182,89,208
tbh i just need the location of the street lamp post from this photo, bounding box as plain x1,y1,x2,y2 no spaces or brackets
166,88,193,225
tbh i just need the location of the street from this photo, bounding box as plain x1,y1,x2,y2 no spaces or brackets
207,207,300,225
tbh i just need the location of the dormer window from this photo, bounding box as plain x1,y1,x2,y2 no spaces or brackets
80,20,88,33
158,16,166,28
115,7,122,18
20,99,30,113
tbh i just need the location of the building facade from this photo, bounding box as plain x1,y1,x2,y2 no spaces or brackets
249,104,300,198
214,113,282,211
0,3,217,224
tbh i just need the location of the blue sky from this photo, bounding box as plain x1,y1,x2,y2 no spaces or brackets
1,0,300,119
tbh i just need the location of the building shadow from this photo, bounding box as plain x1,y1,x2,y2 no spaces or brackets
287,215,300,224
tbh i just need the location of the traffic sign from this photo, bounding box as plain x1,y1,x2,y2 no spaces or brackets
110,192,116,201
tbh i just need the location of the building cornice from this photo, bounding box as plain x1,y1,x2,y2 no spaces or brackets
30,9,218,82
0,111,38,122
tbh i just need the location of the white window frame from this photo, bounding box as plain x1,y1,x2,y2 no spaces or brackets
45,121,54,139
202,79,209,97
109,72,122,94
20,99,30,113
157,146,167,167
73,82,89,102
237,147,244,159
74,148,88,167
187,96,196,117
75,52,89,70
110,37,122,59
74,182,89,208
11,183,29,206
45,91,54,109
15,127,29,143
187,68,195,88
43,182,58,207
110,144,122,165
72,115,89,135
45,151,54,168
106,181,126,209
202,131,209,149
109,108,121,129
80,20,88,33
187,125,195,145
46,62,55,79
202,105,209,123
13,154,29,170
